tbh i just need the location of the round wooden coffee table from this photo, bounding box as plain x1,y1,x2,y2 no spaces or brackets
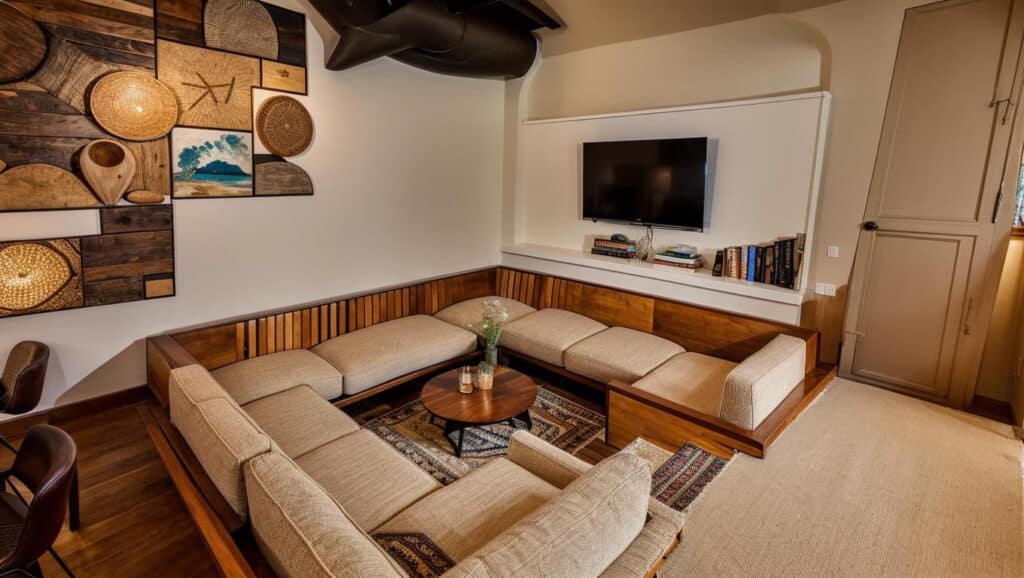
420,366,538,457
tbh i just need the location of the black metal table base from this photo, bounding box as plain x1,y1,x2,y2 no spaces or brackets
429,410,532,457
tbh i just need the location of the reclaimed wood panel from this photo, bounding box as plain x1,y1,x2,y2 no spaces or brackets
100,205,173,234
155,0,204,46
260,61,306,94
264,2,306,67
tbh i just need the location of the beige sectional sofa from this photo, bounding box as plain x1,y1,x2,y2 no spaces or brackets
168,363,683,577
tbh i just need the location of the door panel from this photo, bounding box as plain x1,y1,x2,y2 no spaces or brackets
842,0,1024,407
849,232,974,399
877,0,1011,222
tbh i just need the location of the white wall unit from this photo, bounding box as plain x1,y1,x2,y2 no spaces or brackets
512,91,830,317
501,244,804,323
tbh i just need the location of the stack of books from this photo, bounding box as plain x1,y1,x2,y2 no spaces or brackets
591,237,637,259
652,245,703,270
711,234,805,289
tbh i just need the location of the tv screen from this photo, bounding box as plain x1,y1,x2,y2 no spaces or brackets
582,137,709,231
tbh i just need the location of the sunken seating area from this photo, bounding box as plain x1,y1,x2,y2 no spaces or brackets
167,361,680,577
145,266,833,576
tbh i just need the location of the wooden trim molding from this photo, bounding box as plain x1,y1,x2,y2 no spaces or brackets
1011,225,1024,238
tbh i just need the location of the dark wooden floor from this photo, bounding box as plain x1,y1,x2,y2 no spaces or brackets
3,404,218,578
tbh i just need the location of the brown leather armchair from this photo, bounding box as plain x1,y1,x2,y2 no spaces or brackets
0,425,77,577
0,342,48,422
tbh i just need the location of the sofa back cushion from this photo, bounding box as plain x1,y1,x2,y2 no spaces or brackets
169,364,272,518
244,452,407,578
719,334,807,430
445,452,651,577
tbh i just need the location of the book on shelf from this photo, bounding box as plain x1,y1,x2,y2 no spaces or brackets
653,259,702,271
710,234,803,289
746,245,756,282
593,238,637,251
591,247,636,259
653,253,701,265
727,247,742,279
740,247,748,280
712,250,724,277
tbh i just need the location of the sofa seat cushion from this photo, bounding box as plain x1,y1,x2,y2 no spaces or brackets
445,452,652,578
242,385,360,459
296,429,441,531
434,296,536,336
212,350,345,404
500,309,608,367
564,327,684,384
312,315,477,396
374,458,559,563
244,452,407,578
631,352,737,417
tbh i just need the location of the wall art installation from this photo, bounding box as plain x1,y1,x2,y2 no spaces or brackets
172,128,254,197
0,0,314,317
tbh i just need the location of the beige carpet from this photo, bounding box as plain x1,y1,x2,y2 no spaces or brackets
661,378,1024,577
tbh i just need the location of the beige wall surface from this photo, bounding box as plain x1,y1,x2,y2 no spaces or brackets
519,0,942,366
0,1,505,413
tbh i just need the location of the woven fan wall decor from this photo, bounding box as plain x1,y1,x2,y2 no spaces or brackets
256,96,313,157
90,71,178,141
204,0,279,60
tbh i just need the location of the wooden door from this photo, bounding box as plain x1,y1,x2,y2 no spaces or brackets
841,0,1024,407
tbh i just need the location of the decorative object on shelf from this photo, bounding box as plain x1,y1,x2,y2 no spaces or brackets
0,163,99,211
0,1,47,83
476,363,494,390
81,140,137,206
204,0,279,60
90,71,179,141
157,40,261,130
254,155,313,195
256,96,313,157
29,38,119,113
126,190,165,204
0,240,83,318
474,298,509,368
261,61,306,93
458,366,474,394
171,128,254,197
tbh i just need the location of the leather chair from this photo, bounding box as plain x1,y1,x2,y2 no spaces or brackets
0,342,48,431
0,425,76,577
0,343,80,533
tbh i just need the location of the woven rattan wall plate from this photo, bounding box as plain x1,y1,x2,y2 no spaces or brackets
256,96,313,157
204,0,279,60
90,71,179,141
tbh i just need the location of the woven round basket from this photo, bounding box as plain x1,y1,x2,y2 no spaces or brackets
257,96,313,157
0,243,72,311
90,71,178,141
204,0,279,60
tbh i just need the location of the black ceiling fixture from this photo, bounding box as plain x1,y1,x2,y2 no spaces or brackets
305,0,562,79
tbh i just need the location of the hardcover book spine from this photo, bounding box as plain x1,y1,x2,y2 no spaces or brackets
746,245,756,281
712,250,724,277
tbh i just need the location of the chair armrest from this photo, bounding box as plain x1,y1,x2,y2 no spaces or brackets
601,498,685,578
507,430,591,489
719,334,806,430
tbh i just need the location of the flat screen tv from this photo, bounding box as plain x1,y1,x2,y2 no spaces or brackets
582,137,709,231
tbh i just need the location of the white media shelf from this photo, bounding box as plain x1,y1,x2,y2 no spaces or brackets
500,244,807,323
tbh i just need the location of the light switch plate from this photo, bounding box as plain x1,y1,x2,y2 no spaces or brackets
827,245,840,258
815,282,837,297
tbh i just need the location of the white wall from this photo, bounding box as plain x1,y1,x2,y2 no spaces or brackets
0,8,505,412
514,94,829,280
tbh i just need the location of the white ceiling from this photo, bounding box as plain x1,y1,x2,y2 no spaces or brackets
534,0,842,56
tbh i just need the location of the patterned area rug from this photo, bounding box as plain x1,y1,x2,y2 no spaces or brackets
360,386,605,485
623,437,731,512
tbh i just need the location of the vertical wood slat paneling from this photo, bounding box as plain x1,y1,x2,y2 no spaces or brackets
229,300,347,360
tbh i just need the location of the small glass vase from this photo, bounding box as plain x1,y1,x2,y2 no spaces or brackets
477,362,494,390
484,346,498,367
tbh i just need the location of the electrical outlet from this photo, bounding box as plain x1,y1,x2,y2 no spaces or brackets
815,282,837,297
827,245,840,258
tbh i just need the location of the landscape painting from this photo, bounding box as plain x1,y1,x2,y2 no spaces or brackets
172,128,254,197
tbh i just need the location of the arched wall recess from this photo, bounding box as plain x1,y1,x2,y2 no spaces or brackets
526,14,831,120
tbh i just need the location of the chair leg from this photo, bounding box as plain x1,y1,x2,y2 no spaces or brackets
48,547,75,578
68,465,81,532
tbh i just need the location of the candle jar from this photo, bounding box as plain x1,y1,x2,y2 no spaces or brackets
477,363,494,390
458,366,474,394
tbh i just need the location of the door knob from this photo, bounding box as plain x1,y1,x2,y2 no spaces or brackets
863,221,879,231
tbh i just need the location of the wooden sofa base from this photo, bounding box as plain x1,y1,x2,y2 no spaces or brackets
607,364,838,458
